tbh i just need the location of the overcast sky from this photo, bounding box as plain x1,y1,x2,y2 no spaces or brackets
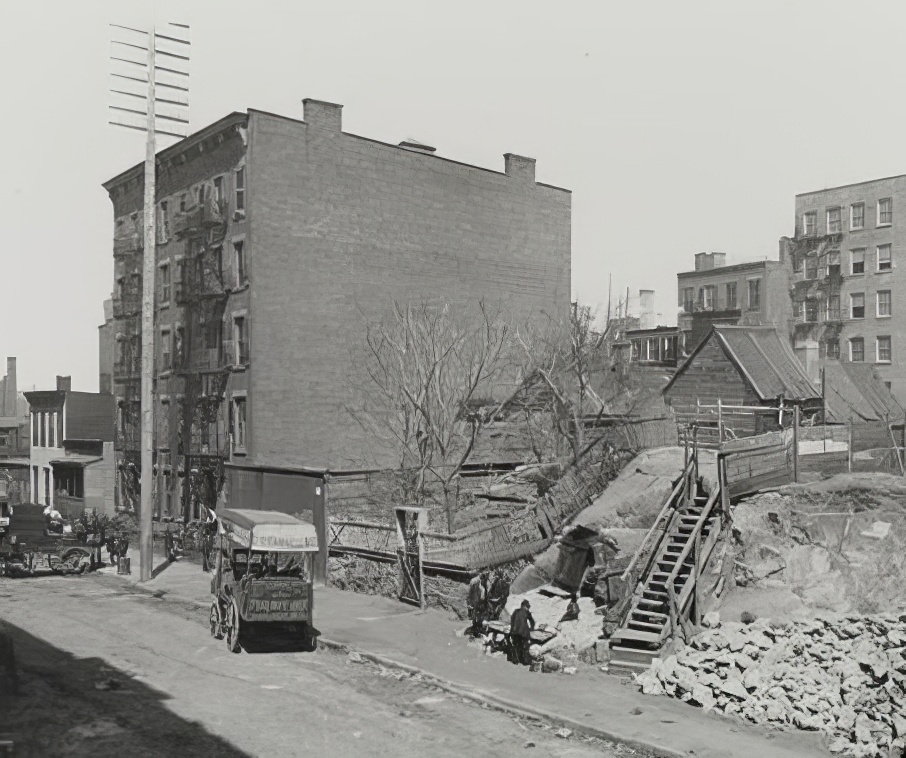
3,0,905,393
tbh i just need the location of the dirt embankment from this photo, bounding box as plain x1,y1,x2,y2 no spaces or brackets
722,474,906,621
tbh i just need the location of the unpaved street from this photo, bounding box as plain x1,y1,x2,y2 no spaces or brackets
0,574,650,758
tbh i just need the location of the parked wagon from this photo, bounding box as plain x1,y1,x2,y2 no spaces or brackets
209,509,320,653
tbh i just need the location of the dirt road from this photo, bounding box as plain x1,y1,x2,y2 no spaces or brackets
0,574,650,758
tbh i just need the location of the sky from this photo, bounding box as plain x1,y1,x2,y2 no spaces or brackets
3,0,906,393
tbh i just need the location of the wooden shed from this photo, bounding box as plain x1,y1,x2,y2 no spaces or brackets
663,325,822,436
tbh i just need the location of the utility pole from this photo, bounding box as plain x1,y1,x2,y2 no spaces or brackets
109,22,190,582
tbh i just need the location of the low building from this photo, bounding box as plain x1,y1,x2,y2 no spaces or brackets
677,252,791,353
663,325,822,436
23,377,116,517
0,357,30,503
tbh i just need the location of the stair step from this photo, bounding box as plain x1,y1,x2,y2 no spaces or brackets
628,620,665,633
610,628,663,644
632,610,668,621
642,589,668,598
637,597,668,609
607,644,661,665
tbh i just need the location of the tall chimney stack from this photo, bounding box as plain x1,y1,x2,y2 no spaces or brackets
639,290,656,330
56,375,72,393
2,357,15,416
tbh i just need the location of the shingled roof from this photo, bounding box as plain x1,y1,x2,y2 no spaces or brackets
665,325,821,402
823,362,905,423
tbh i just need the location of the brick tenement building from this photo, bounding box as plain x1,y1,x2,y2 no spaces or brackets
783,175,906,404
676,252,792,352
102,99,571,525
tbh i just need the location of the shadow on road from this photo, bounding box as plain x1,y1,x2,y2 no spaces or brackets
0,619,249,758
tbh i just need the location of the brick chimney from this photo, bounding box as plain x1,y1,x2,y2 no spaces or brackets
504,153,536,183
56,375,72,393
303,99,343,132
2,357,15,416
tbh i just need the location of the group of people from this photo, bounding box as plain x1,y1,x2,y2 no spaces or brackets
466,570,510,637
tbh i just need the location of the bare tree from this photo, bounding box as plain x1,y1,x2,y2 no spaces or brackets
349,301,511,533
515,302,637,464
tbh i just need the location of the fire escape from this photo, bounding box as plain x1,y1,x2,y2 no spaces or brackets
789,231,844,359
169,195,231,520
112,223,144,511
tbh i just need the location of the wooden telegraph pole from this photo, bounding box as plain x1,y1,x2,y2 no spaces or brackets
109,23,190,581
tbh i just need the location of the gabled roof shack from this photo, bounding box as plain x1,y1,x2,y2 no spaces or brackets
823,363,905,423
664,325,820,402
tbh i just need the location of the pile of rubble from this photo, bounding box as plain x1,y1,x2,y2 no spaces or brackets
634,614,906,757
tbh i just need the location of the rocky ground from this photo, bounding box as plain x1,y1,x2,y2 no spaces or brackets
635,612,906,758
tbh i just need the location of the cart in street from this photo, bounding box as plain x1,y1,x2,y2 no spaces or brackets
210,509,320,653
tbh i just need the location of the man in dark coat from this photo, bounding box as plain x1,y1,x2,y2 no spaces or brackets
509,599,535,666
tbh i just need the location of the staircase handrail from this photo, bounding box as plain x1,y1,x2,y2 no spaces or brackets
620,456,695,584
658,485,721,640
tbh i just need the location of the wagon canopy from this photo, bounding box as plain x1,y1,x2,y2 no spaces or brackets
218,509,319,552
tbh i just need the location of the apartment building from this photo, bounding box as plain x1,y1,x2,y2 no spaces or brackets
23,377,115,517
676,252,791,352
102,98,571,526
785,176,906,403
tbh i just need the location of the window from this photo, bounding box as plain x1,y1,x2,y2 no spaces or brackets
827,294,841,321
878,197,892,226
877,290,892,317
205,319,221,351
849,337,864,362
179,194,187,213
213,176,224,204
40,412,46,447
826,206,842,234
233,240,246,285
161,328,172,371
681,287,695,312
48,412,55,448
850,293,865,319
32,412,38,446
851,248,865,275
234,167,245,213
56,412,63,448
805,300,819,323
232,396,247,452
826,250,841,278
233,316,248,364
195,184,206,206
747,279,761,310
805,257,818,280
159,263,171,303
158,200,170,243
877,244,892,271
823,339,840,360
699,285,715,310
850,203,864,230
877,336,892,363
174,326,185,368
725,282,737,310
802,211,817,237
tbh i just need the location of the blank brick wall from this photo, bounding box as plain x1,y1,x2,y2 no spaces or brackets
246,111,571,470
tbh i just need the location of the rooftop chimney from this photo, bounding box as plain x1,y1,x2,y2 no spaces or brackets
303,98,343,132
2,357,15,417
56,375,71,393
504,153,536,183
639,290,656,330
694,252,727,271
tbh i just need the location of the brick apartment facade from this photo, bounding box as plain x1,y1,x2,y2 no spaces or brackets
784,176,906,404
676,252,792,352
102,99,571,521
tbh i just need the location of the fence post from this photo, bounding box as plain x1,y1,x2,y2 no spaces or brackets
847,418,853,473
718,398,723,443
792,405,799,483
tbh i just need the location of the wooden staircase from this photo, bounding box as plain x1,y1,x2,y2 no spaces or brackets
608,450,725,674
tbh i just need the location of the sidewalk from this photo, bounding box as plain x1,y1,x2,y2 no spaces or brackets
100,555,829,758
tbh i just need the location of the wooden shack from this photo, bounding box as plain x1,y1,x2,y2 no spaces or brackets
663,325,822,436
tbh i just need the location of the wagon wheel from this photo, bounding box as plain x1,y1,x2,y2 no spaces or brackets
61,548,91,575
225,598,241,653
209,601,223,640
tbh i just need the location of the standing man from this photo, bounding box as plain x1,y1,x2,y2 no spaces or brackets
467,571,489,637
509,599,535,666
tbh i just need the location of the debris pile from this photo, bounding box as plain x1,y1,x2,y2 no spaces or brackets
634,614,906,757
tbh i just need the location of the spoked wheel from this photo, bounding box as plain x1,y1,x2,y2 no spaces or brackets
225,599,241,653
210,601,223,639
